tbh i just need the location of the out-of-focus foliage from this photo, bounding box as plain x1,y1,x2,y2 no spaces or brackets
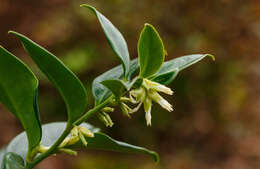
0,0,260,169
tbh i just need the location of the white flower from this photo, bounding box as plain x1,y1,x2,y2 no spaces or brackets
148,89,173,112
128,78,174,126
59,126,94,148
143,78,173,95
143,97,152,126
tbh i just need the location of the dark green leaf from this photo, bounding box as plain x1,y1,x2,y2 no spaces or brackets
151,69,179,85
151,54,214,84
81,4,130,77
70,132,159,162
0,46,41,153
9,31,87,124
1,152,25,169
93,54,214,102
138,24,165,78
6,122,99,160
6,122,158,162
92,59,138,104
101,79,127,98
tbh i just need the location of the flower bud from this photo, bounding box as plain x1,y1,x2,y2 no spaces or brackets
71,126,79,137
79,132,88,147
59,148,77,156
78,126,94,138
98,112,114,127
59,137,70,148
38,145,50,153
102,107,114,113
120,103,132,118
67,135,80,145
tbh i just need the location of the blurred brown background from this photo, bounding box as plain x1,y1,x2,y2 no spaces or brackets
0,0,260,168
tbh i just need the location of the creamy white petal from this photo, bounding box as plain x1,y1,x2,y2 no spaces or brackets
79,126,94,137
143,78,173,95
149,90,173,112
145,105,152,126
157,98,173,112
154,85,173,95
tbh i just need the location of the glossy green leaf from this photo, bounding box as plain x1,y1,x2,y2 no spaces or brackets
81,4,130,77
9,31,87,124
1,152,25,169
6,122,158,162
151,69,179,85
92,59,138,104
0,46,41,153
101,79,127,98
69,133,159,162
92,54,214,103
151,54,215,85
138,23,165,78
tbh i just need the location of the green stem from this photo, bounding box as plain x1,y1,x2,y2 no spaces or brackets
26,96,113,169
25,125,72,169
74,96,113,125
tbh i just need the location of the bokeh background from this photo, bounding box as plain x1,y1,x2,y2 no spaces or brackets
0,0,260,168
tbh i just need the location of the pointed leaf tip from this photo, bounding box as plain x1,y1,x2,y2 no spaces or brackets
151,53,215,85
81,4,130,78
151,151,160,163
206,54,215,61
0,46,42,153
10,31,87,124
80,4,94,10
138,23,165,78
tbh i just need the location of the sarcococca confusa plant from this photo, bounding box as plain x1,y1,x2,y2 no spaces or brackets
0,4,214,169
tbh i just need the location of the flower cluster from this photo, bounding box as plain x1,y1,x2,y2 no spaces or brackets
60,126,94,148
120,78,174,126
98,107,114,127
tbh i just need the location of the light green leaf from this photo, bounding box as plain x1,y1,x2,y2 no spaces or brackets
81,4,130,77
0,46,41,153
101,79,127,98
1,152,25,169
9,31,87,124
138,23,165,78
92,59,138,104
6,122,158,162
151,54,215,84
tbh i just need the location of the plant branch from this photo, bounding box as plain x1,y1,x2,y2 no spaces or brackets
26,96,114,169
74,96,114,125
